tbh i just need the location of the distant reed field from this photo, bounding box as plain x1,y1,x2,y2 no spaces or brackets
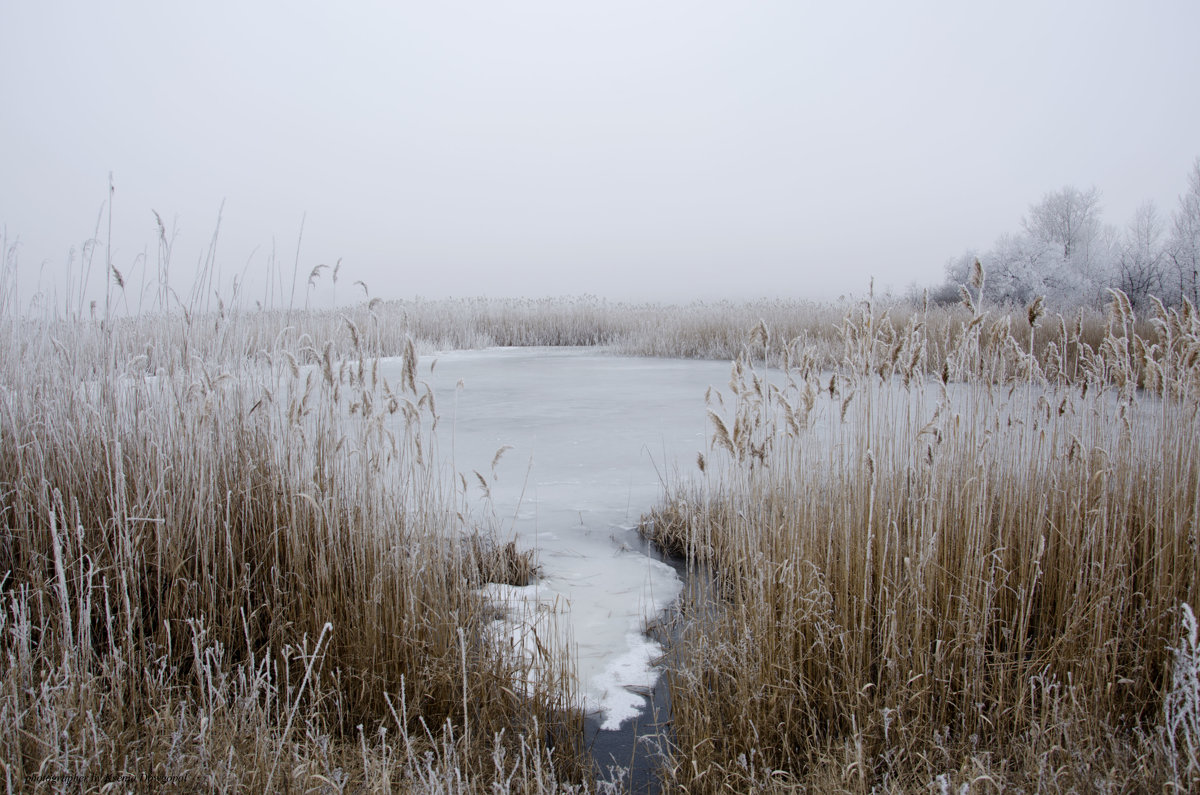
74,292,1134,378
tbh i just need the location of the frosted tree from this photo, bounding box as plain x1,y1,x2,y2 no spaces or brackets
934,166,1200,309
941,187,1112,307
1021,186,1110,304
1116,201,1166,309
1023,186,1102,260
938,251,981,304
987,232,1056,304
941,233,1066,307
1167,158,1200,306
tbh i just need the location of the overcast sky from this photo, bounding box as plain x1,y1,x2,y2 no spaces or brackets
2,1,1199,309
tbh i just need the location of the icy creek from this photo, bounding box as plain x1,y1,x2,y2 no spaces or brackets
390,347,730,730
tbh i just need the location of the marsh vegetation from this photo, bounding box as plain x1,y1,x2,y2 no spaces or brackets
2,252,1198,792
643,282,1200,792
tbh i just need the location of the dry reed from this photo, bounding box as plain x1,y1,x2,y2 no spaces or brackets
0,262,588,792
7,227,1198,792
642,288,1200,792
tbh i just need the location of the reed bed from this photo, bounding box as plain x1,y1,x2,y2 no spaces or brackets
0,274,593,791
643,285,1200,792
7,236,1195,793
47,292,1128,382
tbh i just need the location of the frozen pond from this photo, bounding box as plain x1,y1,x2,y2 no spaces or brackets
395,347,731,730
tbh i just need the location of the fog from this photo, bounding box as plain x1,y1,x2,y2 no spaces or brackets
2,2,1198,307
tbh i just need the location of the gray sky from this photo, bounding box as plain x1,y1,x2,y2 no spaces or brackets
2,1,1198,308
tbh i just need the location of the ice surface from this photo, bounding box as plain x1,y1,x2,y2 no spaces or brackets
388,347,731,729
589,632,668,730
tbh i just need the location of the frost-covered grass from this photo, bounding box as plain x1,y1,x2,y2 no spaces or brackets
0,270,591,791
642,284,1200,792
1166,603,1200,783
51,292,1131,381
5,228,1194,793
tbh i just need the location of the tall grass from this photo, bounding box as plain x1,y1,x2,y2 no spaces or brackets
643,286,1200,791
8,223,1196,792
0,265,588,791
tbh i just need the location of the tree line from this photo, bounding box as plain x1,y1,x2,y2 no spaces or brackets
932,158,1200,309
